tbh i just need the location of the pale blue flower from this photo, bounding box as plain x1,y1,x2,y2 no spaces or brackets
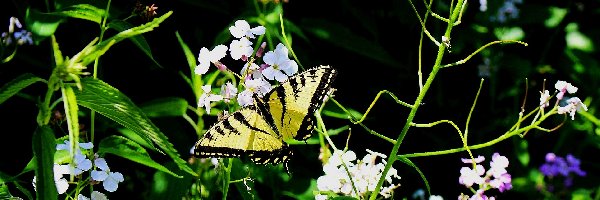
77,191,108,200
91,156,125,192
262,43,298,82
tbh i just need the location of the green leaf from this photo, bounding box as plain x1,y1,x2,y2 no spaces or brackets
117,128,155,150
140,97,188,118
0,73,45,105
397,156,430,196
61,85,80,165
302,19,399,67
73,77,197,177
515,139,530,166
176,31,203,101
25,8,65,38
98,135,181,178
52,4,106,24
175,31,197,76
32,125,57,200
75,11,173,67
108,20,164,68
565,23,594,52
147,162,193,200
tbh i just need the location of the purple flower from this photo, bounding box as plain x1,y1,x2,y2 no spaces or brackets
539,153,586,187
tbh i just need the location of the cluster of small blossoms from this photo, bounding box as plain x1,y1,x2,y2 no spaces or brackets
458,153,512,200
194,19,298,112
1,17,33,46
539,153,586,189
315,149,401,199
32,140,124,198
539,80,588,120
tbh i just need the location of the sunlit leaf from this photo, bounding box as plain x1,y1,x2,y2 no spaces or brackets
147,162,193,200
74,77,197,177
53,4,105,24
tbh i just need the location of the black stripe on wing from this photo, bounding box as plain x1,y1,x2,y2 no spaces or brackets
293,66,337,140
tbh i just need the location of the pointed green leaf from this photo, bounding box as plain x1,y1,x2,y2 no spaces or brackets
52,4,106,24
98,135,181,178
75,11,173,67
73,78,197,177
32,125,57,200
108,20,164,68
175,31,197,76
61,85,80,165
397,156,430,196
0,73,45,105
175,31,203,100
140,97,188,118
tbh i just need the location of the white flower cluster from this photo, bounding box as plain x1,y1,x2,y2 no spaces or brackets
315,149,401,199
539,80,588,120
32,140,124,199
458,153,512,200
193,19,299,113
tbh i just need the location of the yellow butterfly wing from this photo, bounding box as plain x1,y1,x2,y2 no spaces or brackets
193,105,292,164
262,65,337,141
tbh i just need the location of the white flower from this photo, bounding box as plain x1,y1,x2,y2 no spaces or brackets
429,195,444,200
33,164,70,194
459,165,486,187
194,45,228,75
198,85,224,113
558,97,588,120
262,43,298,82
229,37,253,60
229,20,266,39
240,62,263,80
220,82,238,103
237,78,272,107
555,80,578,100
539,90,550,108
317,149,401,199
77,191,108,200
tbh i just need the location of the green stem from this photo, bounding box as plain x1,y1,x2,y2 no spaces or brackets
369,0,463,199
222,158,233,200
